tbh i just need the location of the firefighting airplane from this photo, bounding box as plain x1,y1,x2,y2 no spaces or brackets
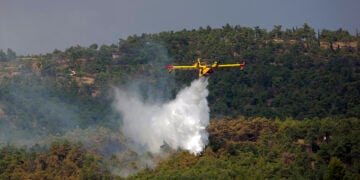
166,58,245,77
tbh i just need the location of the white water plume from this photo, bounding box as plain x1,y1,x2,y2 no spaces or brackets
113,77,209,155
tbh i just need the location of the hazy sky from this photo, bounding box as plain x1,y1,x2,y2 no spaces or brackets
1,0,359,55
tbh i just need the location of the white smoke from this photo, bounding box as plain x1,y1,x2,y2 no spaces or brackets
113,77,210,155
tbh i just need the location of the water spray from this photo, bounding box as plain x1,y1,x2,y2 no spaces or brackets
113,77,210,155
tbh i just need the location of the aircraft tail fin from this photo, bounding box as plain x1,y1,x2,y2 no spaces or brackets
240,61,245,70
166,65,173,73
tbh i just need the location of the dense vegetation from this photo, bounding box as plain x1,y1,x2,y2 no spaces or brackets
0,141,112,179
132,117,359,179
0,24,359,178
1,117,358,179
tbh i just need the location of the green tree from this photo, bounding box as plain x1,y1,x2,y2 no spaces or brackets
0,49,7,61
89,43,98,50
270,25,282,39
324,157,346,180
6,48,16,60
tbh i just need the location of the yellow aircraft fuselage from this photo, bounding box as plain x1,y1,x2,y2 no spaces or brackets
166,58,245,77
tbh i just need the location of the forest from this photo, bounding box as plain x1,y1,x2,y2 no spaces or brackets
0,23,359,179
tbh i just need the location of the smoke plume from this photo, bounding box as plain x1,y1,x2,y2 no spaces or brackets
113,77,210,155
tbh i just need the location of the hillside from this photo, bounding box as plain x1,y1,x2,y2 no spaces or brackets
3,24,360,120
0,24,359,179
0,117,359,179
131,117,359,179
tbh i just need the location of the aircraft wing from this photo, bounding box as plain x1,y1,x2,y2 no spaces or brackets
166,65,197,69
217,62,245,70
166,64,198,74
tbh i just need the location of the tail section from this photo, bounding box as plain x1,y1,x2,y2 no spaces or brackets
240,61,246,70
166,65,173,73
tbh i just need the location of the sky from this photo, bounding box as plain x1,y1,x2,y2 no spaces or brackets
1,0,359,55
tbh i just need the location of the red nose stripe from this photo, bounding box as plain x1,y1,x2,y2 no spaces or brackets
166,65,173,69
